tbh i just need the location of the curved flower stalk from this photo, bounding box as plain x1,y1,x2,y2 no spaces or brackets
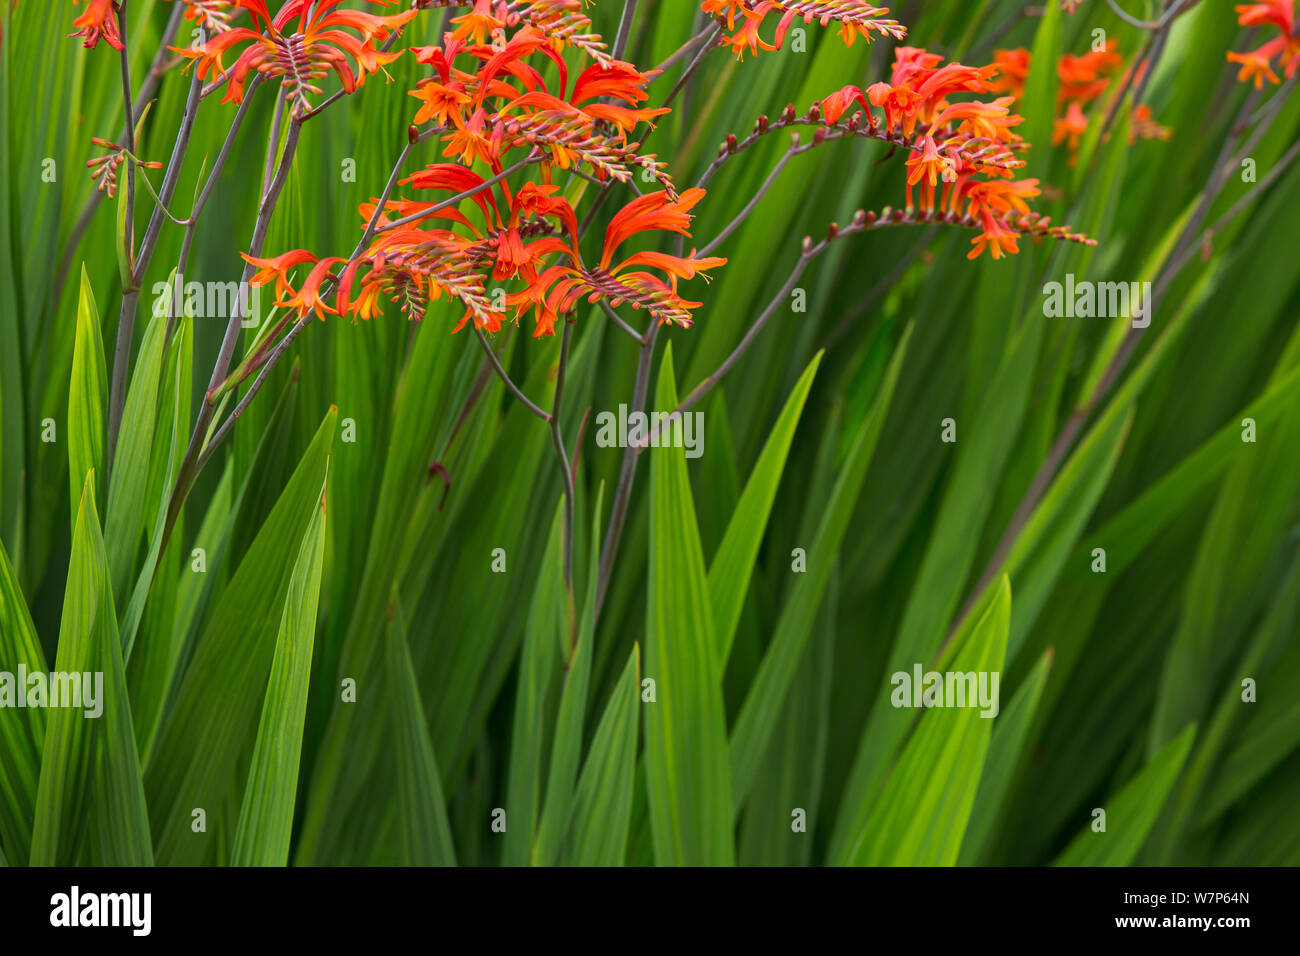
701,0,908,59
176,0,417,115
816,47,1075,260
1229,0,1300,86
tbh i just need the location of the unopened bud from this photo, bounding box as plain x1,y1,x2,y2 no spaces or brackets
408,124,418,144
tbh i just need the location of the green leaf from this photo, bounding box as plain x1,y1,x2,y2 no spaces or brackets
958,647,1052,865
733,325,911,816
644,343,734,865
146,409,337,864
502,501,565,865
562,644,641,866
844,576,1011,866
385,594,456,866
1019,0,1061,182
0,538,48,863
231,479,327,866
31,476,152,865
1053,725,1196,866
117,309,189,663
533,485,605,865
68,266,106,523
103,284,169,607
708,352,821,663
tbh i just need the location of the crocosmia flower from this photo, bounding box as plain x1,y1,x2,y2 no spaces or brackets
178,0,416,115
70,0,123,50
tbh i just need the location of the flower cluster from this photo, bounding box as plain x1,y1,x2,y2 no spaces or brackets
189,1,1100,343
701,0,907,59
1052,40,1124,157
1228,0,1300,87
987,42,1169,165
821,47,1056,260
246,5,724,336
177,0,416,115
406,20,673,192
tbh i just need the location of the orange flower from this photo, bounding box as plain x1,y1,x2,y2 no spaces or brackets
70,0,123,51
1235,1,1295,34
966,178,1041,219
1057,41,1123,106
450,0,505,47
1228,47,1283,87
704,0,907,59
723,4,779,60
177,0,416,114
987,48,1030,98
508,190,726,336
701,0,751,30
279,257,347,320
169,0,240,35
600,189,708,270
866,82,922,134
821,85,870,124
905,136,954,191
968,209,1020,260
242,249,318,300
1052,101,1089,152
442,108,496,166
934,97,1022,142
1228,1,1300,84
410,80,474,127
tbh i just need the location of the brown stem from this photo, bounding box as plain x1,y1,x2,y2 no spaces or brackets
472,324,552,423
54,2,185,310
551,321,577,615
163,114,303,554
594,322,659,620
